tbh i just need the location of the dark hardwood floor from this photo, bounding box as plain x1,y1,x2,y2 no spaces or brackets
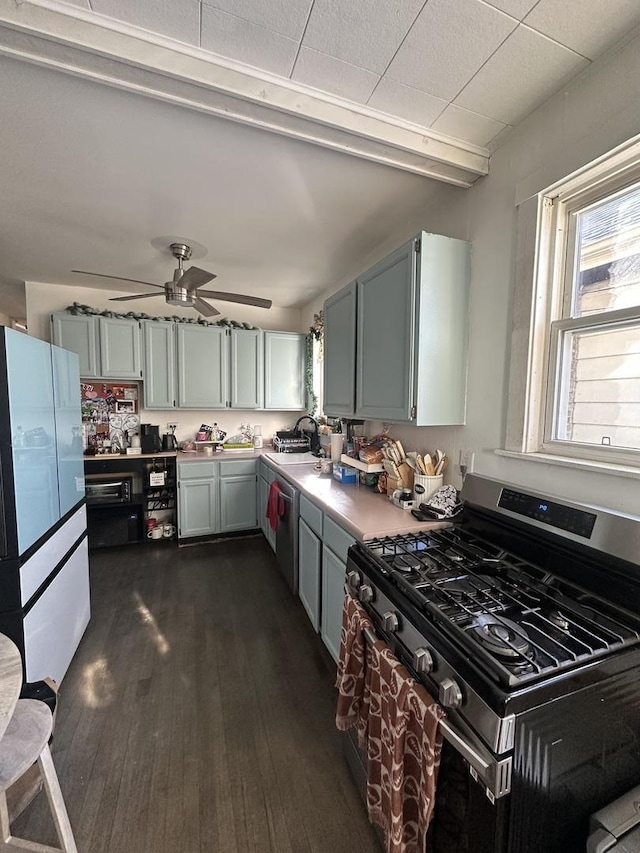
13,537,380,852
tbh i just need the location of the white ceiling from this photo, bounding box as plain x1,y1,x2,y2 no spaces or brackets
0,0,638,317
59,0,640,147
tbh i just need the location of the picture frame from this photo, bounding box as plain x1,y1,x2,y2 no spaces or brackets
114,399,136,414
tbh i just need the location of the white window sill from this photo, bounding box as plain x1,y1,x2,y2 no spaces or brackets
495,449,640,481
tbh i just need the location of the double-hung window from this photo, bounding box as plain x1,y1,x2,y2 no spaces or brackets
514,141,640,469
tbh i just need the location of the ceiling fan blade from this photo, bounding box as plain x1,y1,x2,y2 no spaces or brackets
72,270,164,289
179,266,216,291
193,297,221,317
109,293,166,302
196,289,272,309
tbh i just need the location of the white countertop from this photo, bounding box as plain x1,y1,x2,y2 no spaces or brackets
260,455,446,541
172,448,447,539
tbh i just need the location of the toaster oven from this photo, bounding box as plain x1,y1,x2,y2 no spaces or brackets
85,474,133,504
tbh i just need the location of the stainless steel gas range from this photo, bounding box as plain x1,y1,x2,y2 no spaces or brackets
344,474,640,853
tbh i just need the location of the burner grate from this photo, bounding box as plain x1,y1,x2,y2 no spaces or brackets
360,526,640,687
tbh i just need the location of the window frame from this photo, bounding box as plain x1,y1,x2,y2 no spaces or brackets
513,136,640,469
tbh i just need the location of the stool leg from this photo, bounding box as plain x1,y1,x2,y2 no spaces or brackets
0,786,66,853
37,747,77,853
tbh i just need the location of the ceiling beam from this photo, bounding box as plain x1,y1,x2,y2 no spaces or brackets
0,0,489,187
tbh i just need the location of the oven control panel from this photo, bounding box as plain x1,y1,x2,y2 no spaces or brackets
498,488,596,538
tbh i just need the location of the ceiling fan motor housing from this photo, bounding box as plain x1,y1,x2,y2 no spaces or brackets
165,279,195,307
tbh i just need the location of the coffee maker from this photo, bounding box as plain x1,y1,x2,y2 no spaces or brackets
140,424,162,454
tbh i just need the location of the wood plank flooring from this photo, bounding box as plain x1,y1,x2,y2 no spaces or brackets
13,537,381,853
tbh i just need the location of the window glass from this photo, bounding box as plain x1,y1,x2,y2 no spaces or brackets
554,321,640,450
572,182,640,318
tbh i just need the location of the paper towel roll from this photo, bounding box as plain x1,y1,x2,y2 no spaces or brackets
330,433,344,462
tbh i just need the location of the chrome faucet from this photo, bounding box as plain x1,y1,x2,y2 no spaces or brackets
293,416,320,455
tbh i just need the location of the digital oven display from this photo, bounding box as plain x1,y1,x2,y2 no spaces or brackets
498,488,597,538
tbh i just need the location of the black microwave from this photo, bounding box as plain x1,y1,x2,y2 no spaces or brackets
85,474,133,504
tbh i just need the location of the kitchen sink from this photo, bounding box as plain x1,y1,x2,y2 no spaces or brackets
264,452,317,465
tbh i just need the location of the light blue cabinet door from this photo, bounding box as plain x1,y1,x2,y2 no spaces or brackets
230,329,263,409
178,478,217,538
142,321,176,409
299,518,321,631
51,345,84,516
321,546,346,663
50,314,99,378
323,282,357,417
98,317,142,379
264,332,306,410
356,239,416,421
177,325,228,408
219,474,258,532
5,329,60,553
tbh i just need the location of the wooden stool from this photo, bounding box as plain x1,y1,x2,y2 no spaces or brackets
0,699,78,852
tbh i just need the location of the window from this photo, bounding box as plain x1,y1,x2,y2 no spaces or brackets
511,136,640,468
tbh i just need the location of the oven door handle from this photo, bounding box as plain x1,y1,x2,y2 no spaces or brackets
362,625,511,800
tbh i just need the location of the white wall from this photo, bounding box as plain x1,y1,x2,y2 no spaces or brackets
305,30,640,515
27,281,308,443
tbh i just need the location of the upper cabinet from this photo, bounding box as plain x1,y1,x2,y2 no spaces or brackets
264,332,306,411
142,320,176,409
177,324,228,409
98,317,141,379
51,313,141,380
324,232,470,425
323,282,357,418
53,312,307,412
51,314,99,377
230,329,263,410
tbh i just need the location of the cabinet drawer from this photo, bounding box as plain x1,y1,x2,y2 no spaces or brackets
323,515,355,563
219,459,256,477
177,461,217,480
300,494,323,537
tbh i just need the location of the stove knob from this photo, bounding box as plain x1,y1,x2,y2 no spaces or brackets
413,648,433,675
347,570,362,591
439,677,463,709
358,584,374,603
382,611,399,633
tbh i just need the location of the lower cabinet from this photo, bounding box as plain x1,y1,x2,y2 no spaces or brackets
178,465,218,538
298,518,321,631
178,458,258,539
219,460,257,533
321,547,348,663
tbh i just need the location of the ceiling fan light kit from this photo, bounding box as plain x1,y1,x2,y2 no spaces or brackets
72,242,272,316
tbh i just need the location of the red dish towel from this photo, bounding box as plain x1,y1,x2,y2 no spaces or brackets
336,591,374,743
266,481,285,532
364,641,445,853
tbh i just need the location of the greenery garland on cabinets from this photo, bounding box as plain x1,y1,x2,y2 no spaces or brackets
64,302,258,329
306,310,324,418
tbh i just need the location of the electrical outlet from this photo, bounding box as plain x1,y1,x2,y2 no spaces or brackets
167,422,178,432
459,450,474,474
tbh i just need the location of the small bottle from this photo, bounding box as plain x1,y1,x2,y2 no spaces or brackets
13,426,24,448
212,422,219,441
253,425,263,449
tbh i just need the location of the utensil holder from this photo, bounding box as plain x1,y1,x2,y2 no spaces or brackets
413,474,443,505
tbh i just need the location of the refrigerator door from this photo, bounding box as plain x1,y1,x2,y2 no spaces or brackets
51,345,85,516
5,329,60,553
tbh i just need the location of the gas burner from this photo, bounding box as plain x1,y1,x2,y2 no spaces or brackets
444,549,465,562
546,610,570,631
392,554,423,573
472,614,531,659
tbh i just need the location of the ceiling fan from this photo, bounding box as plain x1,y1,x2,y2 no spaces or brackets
72,242,272,317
